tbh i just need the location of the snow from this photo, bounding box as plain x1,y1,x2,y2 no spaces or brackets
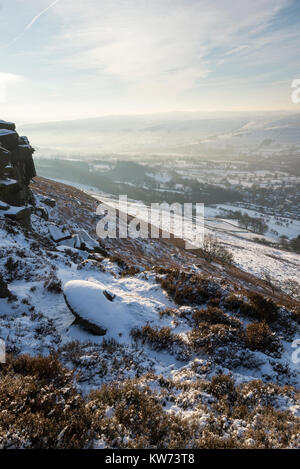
76,229,99,250
145,172,171,184
64,276,173,342
0,187,299,443
0,120,14,125
48,224,70,242
0,129,15,136
88,193,300,285
64,280,117,334
1,205,27,216
0,178,18,186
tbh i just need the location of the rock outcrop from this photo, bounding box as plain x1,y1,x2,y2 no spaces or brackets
0,120,36,228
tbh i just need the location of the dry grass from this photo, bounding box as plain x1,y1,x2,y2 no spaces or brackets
0,355,94,449
246,322,281,354
193,306,242,329
224,291,279,324
157,269,221,306
0,355,299,449
131,325,183,351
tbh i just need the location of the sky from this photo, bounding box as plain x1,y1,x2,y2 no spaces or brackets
0,0,300,123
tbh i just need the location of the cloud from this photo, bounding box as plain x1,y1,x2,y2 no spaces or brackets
0,72,24,104
225,45,250,56
3,0,61,47
1,0,298,121
51,0,292,85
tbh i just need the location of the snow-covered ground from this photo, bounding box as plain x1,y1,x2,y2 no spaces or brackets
1,210,299,394
68,184,300,287
0,179,300,448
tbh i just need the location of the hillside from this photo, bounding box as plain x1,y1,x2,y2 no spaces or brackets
0,121,299,449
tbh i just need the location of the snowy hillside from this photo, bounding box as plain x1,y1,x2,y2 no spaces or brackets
0,176,299,448
68,185,300,288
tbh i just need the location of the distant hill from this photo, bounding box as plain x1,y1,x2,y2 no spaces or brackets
20,111,300,156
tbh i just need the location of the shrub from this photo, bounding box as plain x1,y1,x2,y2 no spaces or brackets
89,381,194,448
197,234,234,264
121,266,140,277
207,297,221,307
0,355,94,449
246,322,280,354
193,306,242,328
10,354,67,384
43,271,62,294
109,255,128,270
245,293,279,323
4,257,19,282
223,293,244,311
158,269,221,306
0,355,299,449
291,307,300,325
224,292,279,324
208,374,237,405
131,325,180,351
189,323,244,355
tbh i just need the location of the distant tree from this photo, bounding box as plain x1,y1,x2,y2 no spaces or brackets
279,235,289,249
290,235,300,253
199,234,234,265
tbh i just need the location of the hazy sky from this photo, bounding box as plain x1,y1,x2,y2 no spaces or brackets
0,0,300,123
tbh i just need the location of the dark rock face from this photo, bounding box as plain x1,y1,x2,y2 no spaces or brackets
0,120,37,228
0,120,16,131
0,146,10,176
11,144,36,185
0,130,19,151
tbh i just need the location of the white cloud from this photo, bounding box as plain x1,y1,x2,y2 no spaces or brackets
0,72,24,104
225,45,250,56
1,0,298,121
50,0,292,85
2,0,61,47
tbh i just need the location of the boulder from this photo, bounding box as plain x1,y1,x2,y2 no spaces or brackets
77,259,105,272
0,146,11,178
76,229,99,250
42,197,56,208
11,144,36,185
0,120,16,131
0,121,36,220
4,206,32,230
64,280,154,340
34,206,49,221
0,129,19,151
0,179,21,206
48,224,71,242
64,280,113,335
0,201,9,211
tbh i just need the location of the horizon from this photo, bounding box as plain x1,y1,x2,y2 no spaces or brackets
1,0,300,124
18,108,300,127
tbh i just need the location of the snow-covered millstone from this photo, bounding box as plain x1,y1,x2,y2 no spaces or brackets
64,280,122,335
